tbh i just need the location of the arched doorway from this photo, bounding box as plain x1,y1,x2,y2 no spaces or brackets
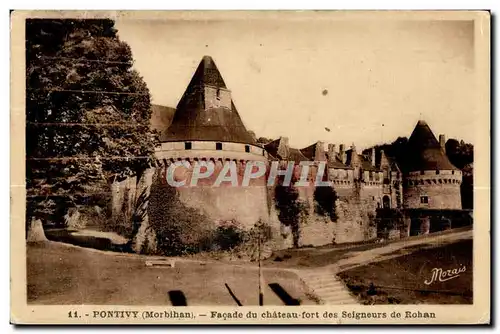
383,195,391,209
410,218,421,236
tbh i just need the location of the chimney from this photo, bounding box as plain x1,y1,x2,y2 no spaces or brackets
371,147,376,167
315,141,326,161
328,144,336,162
351,144,359,166
439,134,446,153
277,136,290,159
339,144,346,164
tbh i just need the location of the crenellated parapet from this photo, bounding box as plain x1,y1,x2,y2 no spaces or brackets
155,141,268,162
405,169,463,186
154,156,266,169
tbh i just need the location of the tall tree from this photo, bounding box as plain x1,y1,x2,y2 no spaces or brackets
26,19,157,224
445,138,474,209
445,138,474,170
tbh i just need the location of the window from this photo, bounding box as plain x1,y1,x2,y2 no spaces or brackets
185,142,192,150
216,142,223,150
436,170,440,175
420,196,429,204
452,170,455,175
420,170,425,175
245,145,250,153
216,88,221,100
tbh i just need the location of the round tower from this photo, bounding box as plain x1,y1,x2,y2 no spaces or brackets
155,56,270,228
402,120,462,209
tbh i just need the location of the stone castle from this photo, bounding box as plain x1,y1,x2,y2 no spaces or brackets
112,55,468,251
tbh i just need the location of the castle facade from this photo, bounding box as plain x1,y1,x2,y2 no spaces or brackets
112,55,466,251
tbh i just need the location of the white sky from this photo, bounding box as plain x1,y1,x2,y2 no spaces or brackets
115,16,477,150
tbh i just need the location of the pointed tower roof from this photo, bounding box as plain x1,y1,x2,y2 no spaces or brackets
160,56,255,144
185,55,227,89
404,120,458,171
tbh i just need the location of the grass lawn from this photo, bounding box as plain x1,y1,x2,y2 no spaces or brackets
265,243,381,269
27,241,316,306
337,239,473,304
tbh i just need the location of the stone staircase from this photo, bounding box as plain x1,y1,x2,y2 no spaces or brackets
297,269,359,305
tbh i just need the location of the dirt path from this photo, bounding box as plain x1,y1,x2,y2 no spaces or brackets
300,229,473,274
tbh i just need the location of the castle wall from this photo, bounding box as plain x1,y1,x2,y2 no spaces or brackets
403,170,462,209
360,184,384,208
333,184,355,198
110,143,464,254
298,215,336,246
294,164,337,247
334,196,377,244
155,147,271,229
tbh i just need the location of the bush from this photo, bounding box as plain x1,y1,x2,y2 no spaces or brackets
212,220,245,251
64,205,106,230
147,171,214,256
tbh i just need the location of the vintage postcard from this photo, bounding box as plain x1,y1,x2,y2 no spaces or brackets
10,10,490,324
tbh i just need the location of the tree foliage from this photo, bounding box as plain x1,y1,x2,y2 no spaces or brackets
26,19,157,222
365,137,408,164
274,177,309,248
256,137,273,145
314,185,338,222
445,139,474,170
445,139,474,209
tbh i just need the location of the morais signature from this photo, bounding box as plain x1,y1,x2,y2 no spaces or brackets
424,265,467,285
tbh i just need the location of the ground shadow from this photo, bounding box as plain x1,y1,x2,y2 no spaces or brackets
168,290,188,306
268,283,301,305
45,229,131,253
225,283,243,306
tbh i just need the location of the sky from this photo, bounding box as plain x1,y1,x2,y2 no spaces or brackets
115,14,477,150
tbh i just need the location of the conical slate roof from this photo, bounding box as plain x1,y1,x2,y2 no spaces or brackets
404,120,458,171
160,56,255,144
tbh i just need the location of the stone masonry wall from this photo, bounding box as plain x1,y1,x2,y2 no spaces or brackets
110,162,384,252
404,183,462,209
